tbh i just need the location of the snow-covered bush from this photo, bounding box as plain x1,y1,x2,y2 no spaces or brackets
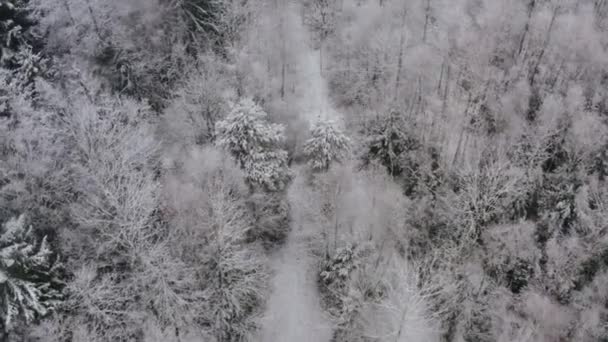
247,191,290,249
319,243,360,286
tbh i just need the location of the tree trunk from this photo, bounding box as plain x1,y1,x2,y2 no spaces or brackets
423,0,431,43
333,182,341,252
62,0,76,25
394,6,407,100
517,0,536,58
452,93,472,168
319,42,323,76
441,62,451,117
85,0,102,40
278,0,286,99
281,59,286,100
529,6,558,87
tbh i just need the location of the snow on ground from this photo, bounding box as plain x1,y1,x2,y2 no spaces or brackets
257,165,333,342
256,235,333,342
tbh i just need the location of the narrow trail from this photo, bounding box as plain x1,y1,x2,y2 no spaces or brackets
284,1,341,125
257,2,339,341
257,167,333,342
256,208,333,341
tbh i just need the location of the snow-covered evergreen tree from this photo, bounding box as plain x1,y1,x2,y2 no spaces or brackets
0,214,63,335
215,98,291,191
303,119,350,171
0,0,41,71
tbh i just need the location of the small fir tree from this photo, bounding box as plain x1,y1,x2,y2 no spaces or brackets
303,119,350,172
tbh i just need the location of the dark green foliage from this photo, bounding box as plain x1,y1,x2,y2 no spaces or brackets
360,111,421,194
469,99,504,137
541,129,571,174
318,245,358,319
526,87,542,122
592,142,608,180
574,249,608,291
538,167,582,232
361,117,442,197
0,0,40,69
505,259,534,294
0,0,46,90
247,192,291,250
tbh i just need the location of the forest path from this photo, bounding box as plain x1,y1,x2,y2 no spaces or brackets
284,0,341,125
256,201,333,342
257,2,337,341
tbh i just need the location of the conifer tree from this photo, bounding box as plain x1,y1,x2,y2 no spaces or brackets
0,214,63,336
303,119,350,172
0,0,40,70
216,98,291,191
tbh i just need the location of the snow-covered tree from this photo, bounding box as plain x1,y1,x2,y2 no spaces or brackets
163,147,269,341
199,172,268,342
303,0,337,47
303,119,350,172
453,160,526,244
216,98,291,191
0,214,63,336
171,0,224,41
12,77,168,341
360,257,442,342
0,0,41,70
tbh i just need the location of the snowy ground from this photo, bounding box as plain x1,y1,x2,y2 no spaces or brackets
256,230,333,342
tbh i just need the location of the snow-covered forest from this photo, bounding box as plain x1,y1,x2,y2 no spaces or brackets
1,0,608,341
